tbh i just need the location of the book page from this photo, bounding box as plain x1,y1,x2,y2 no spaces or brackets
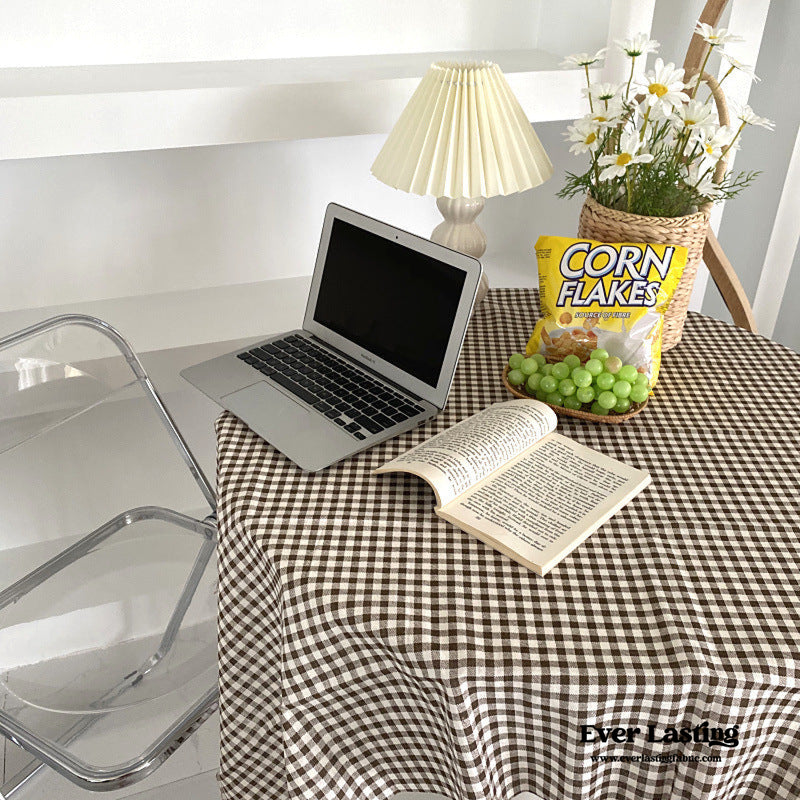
439,433,650,575
374,400,557,507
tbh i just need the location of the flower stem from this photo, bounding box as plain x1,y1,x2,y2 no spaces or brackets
625,56,637,101
719,121,746,161
588,134,604,185
626,168,634,212
584,65,594,113
639,106,652,142
717,65,735,87
690,46,713,100
694,164,715,188
684,141,702,166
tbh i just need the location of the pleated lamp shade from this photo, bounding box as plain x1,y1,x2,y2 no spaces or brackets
371,61,553,200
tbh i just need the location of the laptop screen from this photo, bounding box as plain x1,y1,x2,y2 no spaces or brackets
312,218,468,388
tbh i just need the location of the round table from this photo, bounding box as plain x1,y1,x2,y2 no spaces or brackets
214,288,800,800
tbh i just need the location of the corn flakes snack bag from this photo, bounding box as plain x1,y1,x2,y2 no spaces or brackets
527,235,687,387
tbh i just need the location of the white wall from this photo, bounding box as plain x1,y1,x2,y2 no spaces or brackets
0,1,547,66
0,0,612,333
0,137,438,311
0,123,588,312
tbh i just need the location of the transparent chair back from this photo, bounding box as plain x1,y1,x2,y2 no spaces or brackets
0,316,217,791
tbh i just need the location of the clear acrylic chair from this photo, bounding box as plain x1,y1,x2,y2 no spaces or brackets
0,315,218,794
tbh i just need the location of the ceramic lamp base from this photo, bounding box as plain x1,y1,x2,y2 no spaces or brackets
431,197,490,304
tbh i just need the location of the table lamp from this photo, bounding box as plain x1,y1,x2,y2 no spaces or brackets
371,60,553,302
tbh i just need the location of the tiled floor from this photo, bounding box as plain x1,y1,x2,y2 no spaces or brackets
124,771,220,800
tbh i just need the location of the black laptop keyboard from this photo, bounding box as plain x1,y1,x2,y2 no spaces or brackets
237,334,426,440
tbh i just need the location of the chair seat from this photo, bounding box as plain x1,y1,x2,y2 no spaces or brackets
0,508,218,785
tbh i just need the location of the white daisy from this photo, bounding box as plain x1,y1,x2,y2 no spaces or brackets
693,125,736,159
673,99,718,136
686,163,723,199
694,23,744,47
585,99,627,128
639,59,689,115
565,119,602,154
720,52,760,82
598,132,654,180
616,33,660,58
682,72,704,92
736,104,775,130
583,82,622,103
694,173,723,199
560,48,607,68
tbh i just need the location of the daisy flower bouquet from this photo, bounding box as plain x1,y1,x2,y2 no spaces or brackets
558,25,774,218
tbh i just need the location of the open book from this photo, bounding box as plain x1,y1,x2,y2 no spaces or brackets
375,400,650,576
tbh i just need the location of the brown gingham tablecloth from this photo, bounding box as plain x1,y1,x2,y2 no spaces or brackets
214,288,800,800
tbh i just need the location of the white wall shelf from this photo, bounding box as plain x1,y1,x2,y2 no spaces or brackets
0,275,311,354
0,50,598,160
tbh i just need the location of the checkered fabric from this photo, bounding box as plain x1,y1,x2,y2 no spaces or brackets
215,288,800,800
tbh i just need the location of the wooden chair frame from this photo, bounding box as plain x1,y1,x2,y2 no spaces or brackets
685,0,758,332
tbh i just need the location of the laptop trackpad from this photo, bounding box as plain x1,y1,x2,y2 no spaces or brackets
221,381,350,471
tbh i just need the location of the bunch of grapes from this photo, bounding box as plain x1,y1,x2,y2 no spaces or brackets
506,349,650,416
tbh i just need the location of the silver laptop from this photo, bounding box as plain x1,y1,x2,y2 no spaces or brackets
181,203,483,472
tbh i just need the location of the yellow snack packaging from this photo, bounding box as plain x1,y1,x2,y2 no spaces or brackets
527,235,687,387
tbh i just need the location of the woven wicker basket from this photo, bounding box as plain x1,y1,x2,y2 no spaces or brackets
576,70,729,351
578,196,710,350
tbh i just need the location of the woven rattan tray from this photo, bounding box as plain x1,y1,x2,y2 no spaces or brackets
502,366,648,424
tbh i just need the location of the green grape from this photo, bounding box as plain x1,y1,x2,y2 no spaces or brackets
552,362,571,381
572,368,592,388
526,373,543,392
635,372,649,386
508,353,524,370
619,364,639,384
614,397,632,413
558,378,576,397
536,388,548,402
541,363,553,376
564,396,582,410
576,386,595,404
595,372,615,391
585,358,604,377
604,356,622,374
532,353,547,366
545,391,564,407
508,369,525,386
612,380,631,399
540,375,558,393
630,384,649,404
590,401,609,416
590,348,609,361
598,390,617,410
520,357,539,376
563,354,581,369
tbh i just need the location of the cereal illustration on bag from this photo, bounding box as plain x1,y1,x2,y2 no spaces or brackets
527,235,687,387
